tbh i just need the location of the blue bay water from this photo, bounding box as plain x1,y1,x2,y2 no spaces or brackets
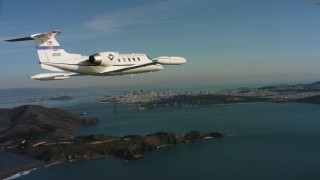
16,102,320,180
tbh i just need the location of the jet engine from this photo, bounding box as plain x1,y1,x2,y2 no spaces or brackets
88,52,118,66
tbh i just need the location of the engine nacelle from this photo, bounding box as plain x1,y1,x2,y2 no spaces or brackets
153,56,186,65
88,52,118,66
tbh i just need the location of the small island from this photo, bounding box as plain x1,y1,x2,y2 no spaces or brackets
0,105,223,179
49,95,73,101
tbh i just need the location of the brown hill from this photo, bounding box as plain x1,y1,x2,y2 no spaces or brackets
0,105,98,146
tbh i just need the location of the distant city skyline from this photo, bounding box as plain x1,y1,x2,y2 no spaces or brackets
1,0,320,89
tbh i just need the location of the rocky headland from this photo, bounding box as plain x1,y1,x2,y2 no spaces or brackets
0,105,223,179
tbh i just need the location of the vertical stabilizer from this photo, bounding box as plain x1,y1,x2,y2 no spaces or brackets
6,30,81,72
31,30,70,63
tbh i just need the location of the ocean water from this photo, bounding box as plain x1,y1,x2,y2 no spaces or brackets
11,102,320,180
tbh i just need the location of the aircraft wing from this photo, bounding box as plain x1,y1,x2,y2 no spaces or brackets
103,62,154,73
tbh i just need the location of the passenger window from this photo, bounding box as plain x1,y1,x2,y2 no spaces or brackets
128,58,131,62
123,58,126,62
133,58,136,61
137,57,140,61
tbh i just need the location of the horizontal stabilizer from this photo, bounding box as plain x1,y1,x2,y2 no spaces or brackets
5,30,61,42
5,37,33,42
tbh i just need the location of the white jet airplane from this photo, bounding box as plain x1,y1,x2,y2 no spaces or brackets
6,30,186,80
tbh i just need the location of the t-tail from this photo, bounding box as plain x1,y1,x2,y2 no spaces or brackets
6,30,80,72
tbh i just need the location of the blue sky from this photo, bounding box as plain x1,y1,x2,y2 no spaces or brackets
1,0,320,89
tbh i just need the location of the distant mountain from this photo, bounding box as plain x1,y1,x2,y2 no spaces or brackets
0,105,98,146
259,81,320,91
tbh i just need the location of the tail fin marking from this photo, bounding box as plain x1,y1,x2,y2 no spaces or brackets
6,30,81,72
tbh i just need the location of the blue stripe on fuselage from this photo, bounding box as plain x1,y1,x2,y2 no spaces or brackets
36,46,62,50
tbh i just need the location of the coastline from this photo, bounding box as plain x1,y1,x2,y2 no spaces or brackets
4,84,319,179
1,102,319,179
1,153,116,179
1,161,45,180
0,130,223,179
1,154,109,179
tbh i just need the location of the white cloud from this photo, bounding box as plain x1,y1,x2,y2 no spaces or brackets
83,0,195,32
306,0,320,5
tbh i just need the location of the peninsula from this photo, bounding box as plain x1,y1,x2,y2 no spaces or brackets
0,105,223,179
